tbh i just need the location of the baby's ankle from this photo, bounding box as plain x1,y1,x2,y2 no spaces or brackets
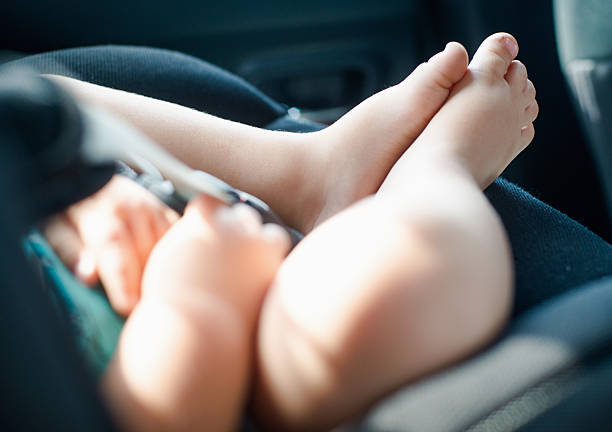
283,130,334,233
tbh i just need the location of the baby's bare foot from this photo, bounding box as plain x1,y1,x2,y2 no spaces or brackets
381,33,538,192
303,42,469,231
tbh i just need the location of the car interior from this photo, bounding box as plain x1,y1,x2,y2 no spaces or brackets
1,0,612,430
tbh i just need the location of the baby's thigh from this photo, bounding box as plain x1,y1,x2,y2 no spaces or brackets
255,196,499,428
264,198,425,368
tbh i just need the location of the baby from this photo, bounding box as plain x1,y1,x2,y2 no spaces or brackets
45,33,537,431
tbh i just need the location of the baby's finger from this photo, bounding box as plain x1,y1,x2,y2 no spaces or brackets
150,207,179,240
164,207,180,224
42,214,97,283
119,206,157,269
74,249,98,286
95,230,142,316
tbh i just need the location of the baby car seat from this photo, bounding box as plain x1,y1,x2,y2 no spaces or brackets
0,69,116,431
4,19,612,429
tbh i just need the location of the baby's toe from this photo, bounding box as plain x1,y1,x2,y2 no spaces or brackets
425,41,469,88
523,79,536,101
470,32,519,78
523,100,539,125
505,60,528,91
521,123,536,147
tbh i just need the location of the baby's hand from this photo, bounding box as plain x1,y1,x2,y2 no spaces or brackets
43,175,179,315
141,195,290,325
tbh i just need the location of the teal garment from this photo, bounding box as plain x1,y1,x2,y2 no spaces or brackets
24,231,124,375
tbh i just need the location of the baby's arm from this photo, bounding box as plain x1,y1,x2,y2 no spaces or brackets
102,196,289,432
47,75,322,233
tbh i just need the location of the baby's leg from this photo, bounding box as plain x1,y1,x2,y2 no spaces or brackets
46,43,468,235
103,197,289,432
253,33,538,431
305,42,469,231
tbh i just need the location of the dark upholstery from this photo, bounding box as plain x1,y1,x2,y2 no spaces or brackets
486,178,612,316
11,45,286,127
0,71,116,431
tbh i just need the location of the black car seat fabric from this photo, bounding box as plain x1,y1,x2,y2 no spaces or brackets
357,276,612,432
6,46,612,431
0,70,117,432
0,68,115,218
555,0,612,220
486,178,612,317
9,45,286,128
